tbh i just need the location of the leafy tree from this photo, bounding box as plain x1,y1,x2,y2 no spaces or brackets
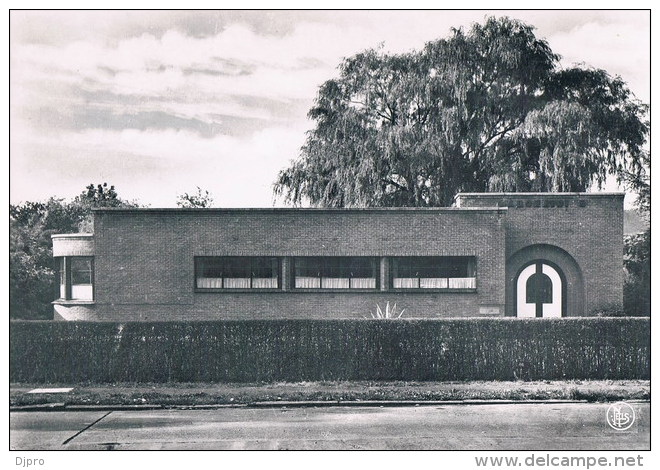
622,151,650,316
79,183,121,207
176,187,214,208
73,183,140,231
10,184,137,319
10,198,86,319
623,230,650,316
622,151,650,220
275,17,648,207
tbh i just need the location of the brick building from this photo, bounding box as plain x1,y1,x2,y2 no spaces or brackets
51,192,623,321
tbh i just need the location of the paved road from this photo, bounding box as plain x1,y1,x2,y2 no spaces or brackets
10,402,650,450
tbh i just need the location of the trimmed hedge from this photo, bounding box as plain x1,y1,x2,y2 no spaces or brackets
10,318,650,383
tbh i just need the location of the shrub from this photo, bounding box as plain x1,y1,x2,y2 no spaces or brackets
623,230,650,316
369,302,405,319
10,318,650,383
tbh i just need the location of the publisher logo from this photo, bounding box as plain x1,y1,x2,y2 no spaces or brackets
606,402,635,431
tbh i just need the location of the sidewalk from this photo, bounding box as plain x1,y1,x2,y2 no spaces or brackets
11,380,650,410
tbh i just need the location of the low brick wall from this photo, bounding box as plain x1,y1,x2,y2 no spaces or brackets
10,318,649,383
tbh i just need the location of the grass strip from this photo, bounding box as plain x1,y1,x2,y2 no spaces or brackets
11,380,650,407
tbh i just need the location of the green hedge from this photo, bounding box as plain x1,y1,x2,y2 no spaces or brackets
10,318,650,383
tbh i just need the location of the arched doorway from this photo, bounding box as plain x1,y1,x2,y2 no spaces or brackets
506,244,583,317
515,260,565,317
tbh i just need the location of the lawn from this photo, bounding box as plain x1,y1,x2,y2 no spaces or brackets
10,380,650,408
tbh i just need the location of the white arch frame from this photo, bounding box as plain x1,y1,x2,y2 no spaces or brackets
516,262,563,318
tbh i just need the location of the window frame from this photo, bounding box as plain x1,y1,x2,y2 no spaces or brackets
194,256,281,291
390,256,477,291
56,256,95,301
293,256,379,291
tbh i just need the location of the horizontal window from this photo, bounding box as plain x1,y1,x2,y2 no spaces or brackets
391,256,476,289
195,257,280,290
294,257,378,289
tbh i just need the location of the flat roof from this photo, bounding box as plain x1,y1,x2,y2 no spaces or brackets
457,192,625,198
92,206,508,214
51,233,94,239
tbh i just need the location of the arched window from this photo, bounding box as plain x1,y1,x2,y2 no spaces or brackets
526,272,553,304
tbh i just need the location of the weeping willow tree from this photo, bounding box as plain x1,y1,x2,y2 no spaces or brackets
274,17,648,207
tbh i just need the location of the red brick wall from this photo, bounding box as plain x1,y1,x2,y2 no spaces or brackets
87,208,507,320
457,193,624,315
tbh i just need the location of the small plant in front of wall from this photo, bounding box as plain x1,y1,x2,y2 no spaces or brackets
370,301,405,319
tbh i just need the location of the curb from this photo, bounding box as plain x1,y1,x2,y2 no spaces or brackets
244,399,591,408
11,403,163,412
11,399,593,411
10,399,650,412
11,403,67,411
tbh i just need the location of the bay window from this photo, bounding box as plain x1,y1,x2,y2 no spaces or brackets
56,256,94,300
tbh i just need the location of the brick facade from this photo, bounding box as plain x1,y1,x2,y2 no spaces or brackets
52,193,624,321
457,193,624,316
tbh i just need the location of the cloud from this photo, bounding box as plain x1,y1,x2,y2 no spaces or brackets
10,123,309,207
10,23,342,141
546,19,650,102
10,11,322,46
10,11,650,208
20,107,278,138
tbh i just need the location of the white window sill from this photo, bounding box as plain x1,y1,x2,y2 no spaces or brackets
52,299,95,306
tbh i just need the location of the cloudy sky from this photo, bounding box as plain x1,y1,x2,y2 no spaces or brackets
9,10,650,207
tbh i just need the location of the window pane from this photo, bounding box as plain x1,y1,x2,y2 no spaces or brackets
198,258,224,278
71,285,93,300
394,278,418,288
71,257,92,285
527,272,553,303
252,278,278,288
321,257,345,278
196,257,280,289
294,257,376,289
223,278,250,288
251,257,278,278
321,277,350,288
197,277,222,288
71,271,92,284
392,257,476,288
444,257,471,277
69,256,93,300
70,257,92,272
295,277,321,288
393,257,417,277
58,258,66,298
196,258,223,288
252,257,278,289
420,278,448,288
295,257,322,277
350,278,376,289
348,257,373,278
418,257,443,278
448,277,476,289
223,257,251,278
